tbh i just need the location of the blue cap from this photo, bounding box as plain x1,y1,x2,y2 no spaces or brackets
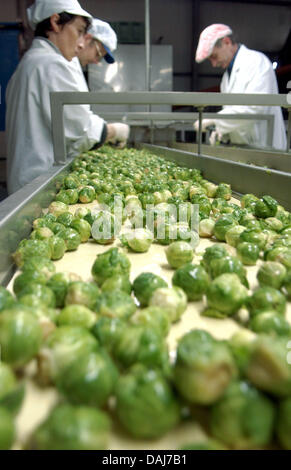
103,44,115,64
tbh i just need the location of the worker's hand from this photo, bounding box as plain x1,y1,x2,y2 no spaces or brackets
209,130,222,146
193,119,216,132
107,123,130,148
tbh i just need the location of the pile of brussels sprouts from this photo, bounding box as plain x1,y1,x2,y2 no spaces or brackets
1,145,291,450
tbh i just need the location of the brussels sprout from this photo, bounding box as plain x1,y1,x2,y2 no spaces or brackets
13,239,52,267
239,229,267,250
13,270,47,296
57,228,81,251
257,261,286,289
246,335,291,397
30,404,110,450
240,194,259,211
265,246,291,269
91,317,125,353
0,362,25,414
57,305,97,329
199,218,215,237
254,195,278,219
38,326,98,384
56,350,118,407
130,306,170,337
94,290,136,320
249,311,291,336
63,174,80,189
70,218,91,243
149,286,187,323
30,226,54,241
101,274,132,295
47,272,81,308
211,198,229,215
172,263,209,301
216,182,232,200
201,244,229,273
0,287,15,312
202,181,218,198
115,365,180,439
227,330,256,376
121,228,154,253
276,398,291,450
0,310,42,368
0,408,15,450
113,326,169,371
210,381,275,449
55,190,72,205
65,281,100,310
213,215,238,242
242,218,262,231
18,283,56,308
56,212,74,227
20,256,56,279
236,242,260,266
91,211,118,244
263,217,284,232
165,241,194,269
78,186,96,204
208,256,249,288
48,201,69,217
132,272,167,307
206,273,248,317
47,235,67,260
174,330,236,405
247,286,286,316
50,222,66,235
282,269,291,299
74,207,91,219
91,248,131,287
225,225,246,247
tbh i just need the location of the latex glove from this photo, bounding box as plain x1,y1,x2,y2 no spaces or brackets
107,123,130,148
193,119,216,132
209,130,222,146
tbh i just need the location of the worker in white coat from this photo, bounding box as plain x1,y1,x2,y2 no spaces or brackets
194,24,286,150
5,0,129,195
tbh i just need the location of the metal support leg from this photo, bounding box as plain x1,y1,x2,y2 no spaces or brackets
287,109,291,153
197,106,204,156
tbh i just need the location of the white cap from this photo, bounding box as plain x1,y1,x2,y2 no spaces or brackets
195,23,233,63
27,0,92,31
88,18,117,63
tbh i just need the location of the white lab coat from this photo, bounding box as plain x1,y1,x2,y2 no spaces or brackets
214,45,286,150
6,38,105,194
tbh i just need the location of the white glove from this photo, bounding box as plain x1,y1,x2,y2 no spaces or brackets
209,130,222,146
193,119,216,132
107,123,130,148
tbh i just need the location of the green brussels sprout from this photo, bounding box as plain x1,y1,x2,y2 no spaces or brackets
13,239,52,267
276,398,291,450
0,362,25,414
211,198,229,215
20,256,56,279
132,272,168,307
78,186,96,203
18,283,56,308
47,272,81,308
179,439,228,450
70,218,91,243
56,350,118,407
91,317,125,353
57,228,81,251
174,330,236,405
215,182,232,200
225,225,246,247
208,256,249,288
13,270,47,296
265,246,291,269
38,326,98,384
213,215,237,242
246,335,291,397
55,190,72,205
190,194,211,219
210,380,275,449
63,174,79,189
121,228,154,253
254,195,278,219
56,212,74,227
247,286,286,316
91,211,118,244
239,228,267,250
199,218,215,237
257,261,286,289
48,201,69,217
172,263,209,301
0,310,42,368
113,326,169,371
30,226,54,241
202,181,218,198
165,241,194,269
130,306,170,337
206,273,248,317
236,242,260,266
227,330,256,376
50,222,66,235
0,287,15,312
101,274,132,295
47,235,67,260
242,218,262,231
65,281,100,310
115,365,180,439
201,243,229,273
74,207,91,219
94,290,136,319
32,217,50,230
149,286,187,323
0,408,15,450
30,404,110,450
249,311,291,336
138,192,155,210
91,247,131,287
240,194,259,211
282,269,291,299
262,217,284,232
58,305,97,329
